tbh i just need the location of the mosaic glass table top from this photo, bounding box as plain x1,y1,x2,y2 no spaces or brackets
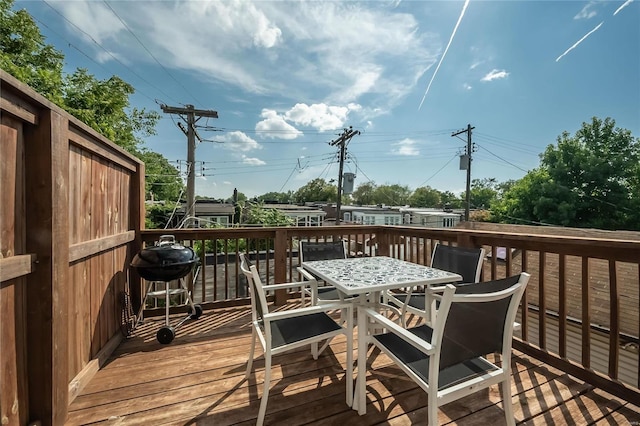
302,256,462,296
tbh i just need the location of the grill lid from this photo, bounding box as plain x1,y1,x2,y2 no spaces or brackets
131,235,199,281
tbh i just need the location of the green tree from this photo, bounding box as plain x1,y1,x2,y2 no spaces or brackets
492,168,575,225
542,117,639,229
440,191,462,210
372,184,411,206
294,178,337,203
493,117,639,230
243,202,294,226
352,181,376,205
0,0,64,103
145,202,180,229
139,150,184,202
258,191,293,203
469,178,498,210
408,186,441,207
64,69,160,153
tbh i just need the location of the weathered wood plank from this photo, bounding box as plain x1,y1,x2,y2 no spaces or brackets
68,231,135,262
0,255,35,282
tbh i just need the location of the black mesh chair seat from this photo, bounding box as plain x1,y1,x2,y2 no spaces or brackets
374,324,499,390
270,312,342,348
317,286,346,301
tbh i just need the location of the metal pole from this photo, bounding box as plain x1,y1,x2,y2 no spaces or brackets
465,124,472,222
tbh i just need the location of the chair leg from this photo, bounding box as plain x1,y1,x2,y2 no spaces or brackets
245,327,257,378
257,350,272,426
427,390,438,425
501,378,516,426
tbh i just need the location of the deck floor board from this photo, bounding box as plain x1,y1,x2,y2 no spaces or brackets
66,304,639,425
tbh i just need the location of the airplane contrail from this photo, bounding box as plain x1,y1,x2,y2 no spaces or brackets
555,21,603,62
614,0,634,15
418,0,470,110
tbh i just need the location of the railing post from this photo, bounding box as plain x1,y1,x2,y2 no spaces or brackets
273,228,288,305
377,227,390,257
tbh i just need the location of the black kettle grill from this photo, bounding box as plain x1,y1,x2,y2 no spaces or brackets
131,235,203,344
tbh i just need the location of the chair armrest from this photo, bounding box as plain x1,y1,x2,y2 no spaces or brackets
264,301,352,322
296,266,317,282
360,306,435,355
264,279,317,291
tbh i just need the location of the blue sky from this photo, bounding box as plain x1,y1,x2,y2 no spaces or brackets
18,0,640,200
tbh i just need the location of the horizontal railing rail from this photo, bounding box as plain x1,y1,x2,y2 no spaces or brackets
139,225,640,405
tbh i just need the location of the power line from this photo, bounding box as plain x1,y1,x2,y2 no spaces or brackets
476,145,530,172
41,0,179,104
102,0,206,108
416,154,459,187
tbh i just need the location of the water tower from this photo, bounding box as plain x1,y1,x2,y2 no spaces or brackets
343,172,356,194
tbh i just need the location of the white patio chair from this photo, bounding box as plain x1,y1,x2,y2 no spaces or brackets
297,239,355,304
385,243,485,326
356,272,529,425
239,253,354,426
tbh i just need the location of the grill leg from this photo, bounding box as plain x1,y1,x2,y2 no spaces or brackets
165,281,171,326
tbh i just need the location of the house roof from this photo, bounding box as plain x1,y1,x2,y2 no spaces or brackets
463,222,640,339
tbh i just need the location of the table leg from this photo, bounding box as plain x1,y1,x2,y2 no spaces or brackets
355,304,368,415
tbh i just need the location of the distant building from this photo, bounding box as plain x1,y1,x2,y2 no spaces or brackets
339,205,403,225
399,207,462,228
174,199,235,228
263,203,327,226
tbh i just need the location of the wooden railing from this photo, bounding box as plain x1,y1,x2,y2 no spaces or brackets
140,225,640,405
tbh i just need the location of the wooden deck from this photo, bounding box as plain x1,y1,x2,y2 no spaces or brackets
66,303,640,425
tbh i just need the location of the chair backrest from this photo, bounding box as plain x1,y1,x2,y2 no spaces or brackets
433,273,529,371
239,253,268,324
299,240,347,262
430,243,485,283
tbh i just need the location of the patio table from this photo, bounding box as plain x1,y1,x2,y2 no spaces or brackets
301,256,462,410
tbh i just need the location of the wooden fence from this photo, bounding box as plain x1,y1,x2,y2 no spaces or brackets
0,70,144,425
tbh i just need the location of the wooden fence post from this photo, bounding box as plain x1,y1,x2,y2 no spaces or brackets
25,109,70,425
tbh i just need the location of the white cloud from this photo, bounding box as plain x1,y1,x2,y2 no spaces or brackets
242,155,266,165
217,131,262,152
284,103,361,132
574,2,598,20
469,60,483,70
481,69,510,82
392,138,420,156
55,1,441,112
463,83,472,90
255,109,303,139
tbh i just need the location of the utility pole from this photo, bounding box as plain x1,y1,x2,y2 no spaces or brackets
160,104,218,227
330,126,360,225
452,124,475,222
